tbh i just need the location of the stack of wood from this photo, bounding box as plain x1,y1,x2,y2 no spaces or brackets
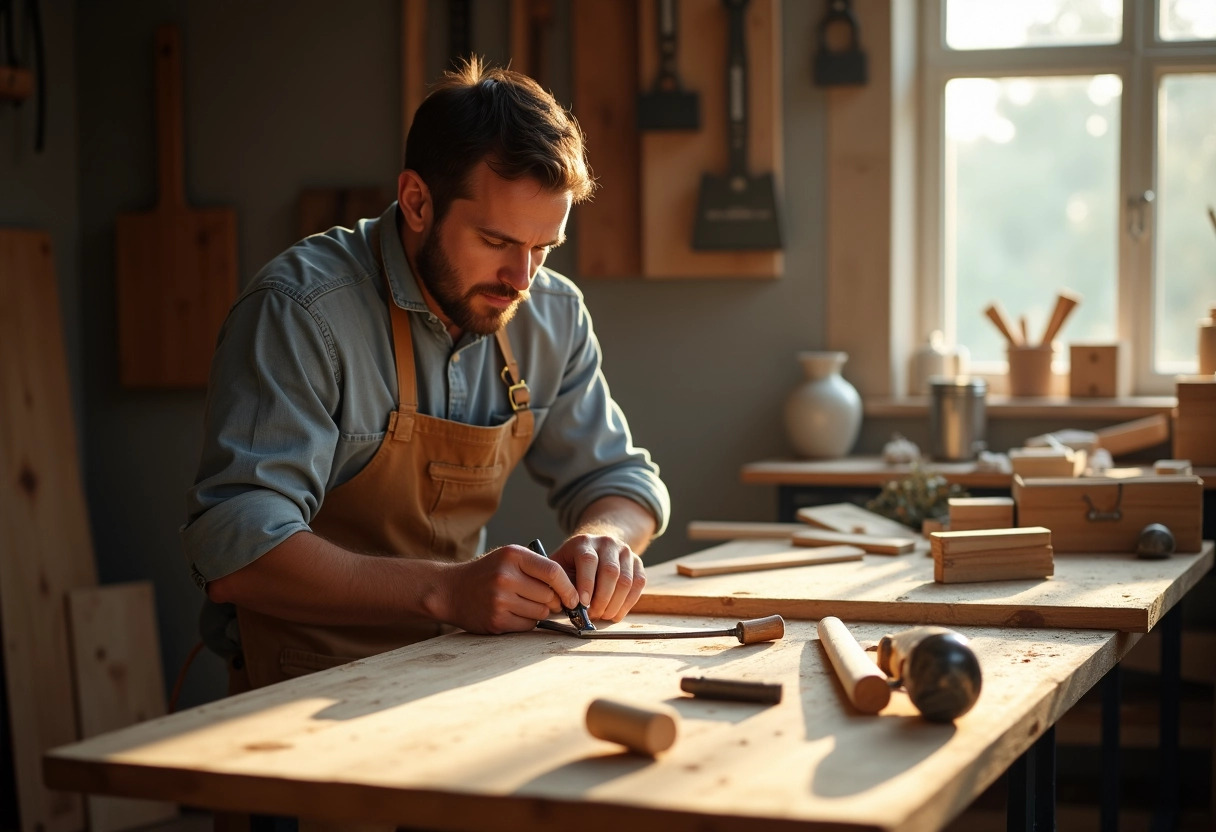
930,527,1054,584
1173,377,1216,465
1008,446,1085,478
947,497,1015,531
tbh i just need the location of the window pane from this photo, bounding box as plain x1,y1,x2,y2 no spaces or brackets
1155,73,1216,373
944,76,1121,364
946,0,1122,50
1160,0,1216,41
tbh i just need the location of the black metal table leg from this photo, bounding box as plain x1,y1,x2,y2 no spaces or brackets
1034,725,1057,831
1151,604,1182,832
1101,663,1121,832
777,485,797,523
1007,741,1034,832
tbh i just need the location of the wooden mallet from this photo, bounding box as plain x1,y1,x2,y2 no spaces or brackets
817,616,891,714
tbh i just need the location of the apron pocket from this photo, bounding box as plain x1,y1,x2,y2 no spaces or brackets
427,462,505,559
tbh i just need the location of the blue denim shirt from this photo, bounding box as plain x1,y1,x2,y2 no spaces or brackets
182,203,669,583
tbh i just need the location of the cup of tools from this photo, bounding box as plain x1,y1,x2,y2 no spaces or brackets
1006,344,1054,397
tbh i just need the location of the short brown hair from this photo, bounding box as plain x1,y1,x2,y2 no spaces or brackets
404,57,596,222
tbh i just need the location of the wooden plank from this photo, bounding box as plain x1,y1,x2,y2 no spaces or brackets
675,545,864,577
1094,413,1170,457
571,0,641,277
791,529,915,555
931,527,1052,555
685,520,803,540
631,539,1214,633
796,502,921,540
66,583,178,832
401,0,427,140
740,457,1015,489
638,0,782,278
44,616,1142,832
0,229,93,832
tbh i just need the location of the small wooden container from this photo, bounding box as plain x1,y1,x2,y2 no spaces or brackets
1007,345,1054,397
1069,342,1129,398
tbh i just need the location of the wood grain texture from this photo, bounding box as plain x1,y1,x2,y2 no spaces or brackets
686,520,804,541
297,188,394,240
639,0,782,278
791,529,915,555
67,583,178,832
571,0,641,277
741,457,1015,489
116,25,237,388
817,617,891,714
44,615,1142,832
676,545,863,577
0,229,93,832
796,503,921,541
631,539,1214,633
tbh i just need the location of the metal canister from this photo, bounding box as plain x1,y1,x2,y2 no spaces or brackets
929,377,987,461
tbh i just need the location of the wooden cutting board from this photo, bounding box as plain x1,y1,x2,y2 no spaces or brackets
0,229,95,832
633,539,1215,632
115,24,236,388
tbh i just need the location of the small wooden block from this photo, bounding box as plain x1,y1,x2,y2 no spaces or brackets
930,527,1052,555
796,503,919,540
1173,378,1216,465
685,520,804,541
1009,447,1085,478
1154,459,1193,476
791,529,914,555
947,497,1014,531
1069,343,1129,398
676,546,864,577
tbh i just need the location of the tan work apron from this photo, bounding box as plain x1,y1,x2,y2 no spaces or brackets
233,270,534,691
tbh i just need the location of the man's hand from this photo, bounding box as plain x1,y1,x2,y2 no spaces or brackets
550,534,645,622
440,545,580,634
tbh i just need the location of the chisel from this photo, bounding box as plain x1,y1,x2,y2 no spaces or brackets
535,614,784,645
527,539,594,631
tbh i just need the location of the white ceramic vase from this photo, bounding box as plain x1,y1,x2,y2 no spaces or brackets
783,351,862,458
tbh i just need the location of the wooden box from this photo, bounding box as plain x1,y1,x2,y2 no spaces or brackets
1173,377,1216,465
1013,475,1203,553
1009,447,1085,478
1069,342,1129,398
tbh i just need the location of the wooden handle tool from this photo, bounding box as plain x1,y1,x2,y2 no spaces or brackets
983,302,1023,347
1038,291,1081,346
877,626,983,722
817,616,891,714
585,699,677,756
680,676,783,704
537,614,785,644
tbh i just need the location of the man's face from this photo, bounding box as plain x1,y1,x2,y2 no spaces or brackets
415,161,572,337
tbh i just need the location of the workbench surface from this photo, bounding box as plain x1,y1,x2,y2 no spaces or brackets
46,616,1139,832
633,540,1214,632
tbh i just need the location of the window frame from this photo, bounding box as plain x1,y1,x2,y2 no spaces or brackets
917,0,1216,396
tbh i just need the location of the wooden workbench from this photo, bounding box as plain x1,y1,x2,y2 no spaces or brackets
632,540,1215,632
45,616,1140,832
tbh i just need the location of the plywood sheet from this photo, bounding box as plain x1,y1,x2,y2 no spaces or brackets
0,229,93,832
631,539,1214,633
67,583,177,832
639,0,782,278
45,616,1139,832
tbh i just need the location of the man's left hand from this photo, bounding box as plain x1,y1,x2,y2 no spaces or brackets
550,533,646,622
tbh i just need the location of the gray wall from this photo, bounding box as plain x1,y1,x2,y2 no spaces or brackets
14,0,837,710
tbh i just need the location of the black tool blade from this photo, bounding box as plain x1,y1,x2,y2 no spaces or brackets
693,172,782,250
637,0,700,130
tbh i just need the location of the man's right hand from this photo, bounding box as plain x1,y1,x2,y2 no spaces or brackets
437,544,580,634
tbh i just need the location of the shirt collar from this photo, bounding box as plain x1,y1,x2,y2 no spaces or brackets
377,201,429,313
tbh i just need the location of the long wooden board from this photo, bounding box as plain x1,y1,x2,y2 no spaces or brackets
632,539,1214,632
67,583,177,832
0,229,94,832
45,616,1140,832
571,0,641,277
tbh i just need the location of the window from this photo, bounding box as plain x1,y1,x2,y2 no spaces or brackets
919,0,1216,395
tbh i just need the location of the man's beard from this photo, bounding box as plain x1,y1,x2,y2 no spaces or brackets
415,227,527,336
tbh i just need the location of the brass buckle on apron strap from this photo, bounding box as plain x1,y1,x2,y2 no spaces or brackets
500,365,531,411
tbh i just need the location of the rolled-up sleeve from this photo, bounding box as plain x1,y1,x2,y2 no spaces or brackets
524,297,671,538
182,286,342,582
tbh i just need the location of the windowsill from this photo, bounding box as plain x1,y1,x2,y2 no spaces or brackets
864,396,1177,420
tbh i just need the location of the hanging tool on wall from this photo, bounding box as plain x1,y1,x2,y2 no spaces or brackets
0,0,46,151
813,0,868,87
692,0,782,251
637,0,700,130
